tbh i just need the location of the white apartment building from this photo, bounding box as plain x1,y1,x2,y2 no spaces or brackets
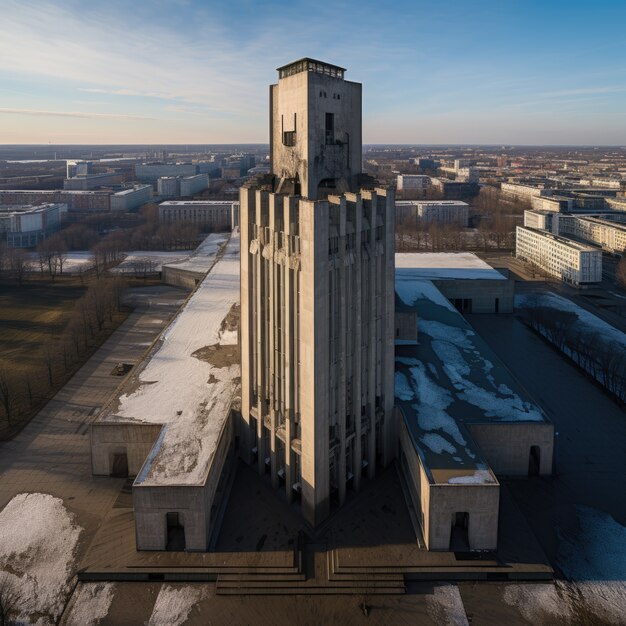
158,200,236,231
523,210,556,232
501,182,551,201
180,174,210,197
157,176,180,198
396,174,430,192
531,195,573,213
110,185,153,211
516,226,602,285
396,200,469,227
0,203,67,247
557,216,626,254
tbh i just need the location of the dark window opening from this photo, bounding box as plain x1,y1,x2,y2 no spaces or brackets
453,298,473,313
495,297,500,313
111,452,128,478
283,131,296,147
529,446,541,476
325,112,334,145
450,512,470,551
166,512,186,551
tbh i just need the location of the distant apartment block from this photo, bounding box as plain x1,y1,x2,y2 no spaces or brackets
135,163,198,182
523,209,556,232
180,174,209,197
396,174,430,191
157,176,180,198
0,190,110,212
531,195,573,213
0,203,67,247
501,182,550,201
516,226,602,286
110,185,153,212
430,178,479,199
396,200,469,227
557,215,626,254
158,200,236,231
63,172,122,190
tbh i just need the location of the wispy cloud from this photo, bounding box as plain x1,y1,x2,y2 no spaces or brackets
0,107,155,120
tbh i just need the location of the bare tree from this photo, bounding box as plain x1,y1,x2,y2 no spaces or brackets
616,256,626,290
0,367,17,426
0,573,19,626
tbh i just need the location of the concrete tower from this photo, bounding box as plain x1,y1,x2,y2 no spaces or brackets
270,59,362,200
240,59,396,527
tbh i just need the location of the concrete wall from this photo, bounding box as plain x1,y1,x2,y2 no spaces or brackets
133,416,235,551
161,266,203,290
428,483,499,551
434,279,514,313
90,422,162,477
467,422,554,476
399,419,500,551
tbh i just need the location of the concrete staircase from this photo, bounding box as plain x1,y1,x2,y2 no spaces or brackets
215,540,405,596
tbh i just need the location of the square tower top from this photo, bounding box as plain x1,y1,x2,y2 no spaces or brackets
270,58,362,200
277,58,346,81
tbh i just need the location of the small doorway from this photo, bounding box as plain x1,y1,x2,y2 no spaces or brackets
450,512,470,551
495,297,500,313
529,446,541,476
453,298,473,314
111,452,128,478
166,512,186,551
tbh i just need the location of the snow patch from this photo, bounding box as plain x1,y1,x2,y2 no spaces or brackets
65,582,116,626
425,584,469,626
421,432,456,455
147,585,205,626
503,582,573,624
0,493,82,624
448,467,495,484
395,371,415,401
395,277,457,310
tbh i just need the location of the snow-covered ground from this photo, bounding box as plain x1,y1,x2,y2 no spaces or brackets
111,250,192,274
64,582,116,626
503,506,626,625
147,585,205,626
425,584,469,626
162,231,230,274
516,292,626,347
0,493,82,625
115,233,240,486
26,251,95,274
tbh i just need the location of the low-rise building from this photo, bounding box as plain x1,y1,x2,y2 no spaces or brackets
110,185,153,212
0,203,67,247
515,226,602,285
158,200,237,231
501,182,550,201
430,178,479,199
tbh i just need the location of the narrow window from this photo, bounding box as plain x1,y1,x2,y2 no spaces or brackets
325,113,334,145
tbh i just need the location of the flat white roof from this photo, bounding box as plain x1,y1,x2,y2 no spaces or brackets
160,200,237,207
395,252,506,281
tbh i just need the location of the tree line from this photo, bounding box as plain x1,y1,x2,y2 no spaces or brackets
0,275,127,434
520,303,626,404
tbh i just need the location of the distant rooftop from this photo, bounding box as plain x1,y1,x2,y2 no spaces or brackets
277,58,345,80
395,252,506,281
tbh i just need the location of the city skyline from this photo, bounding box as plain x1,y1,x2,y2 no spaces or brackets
2,0,626,145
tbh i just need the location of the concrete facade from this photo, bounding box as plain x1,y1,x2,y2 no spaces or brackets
240,187,396,527
158,200,235,231
110,186,153,211
240,59,395,527
270,59,362,200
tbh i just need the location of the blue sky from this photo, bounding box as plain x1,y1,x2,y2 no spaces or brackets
1,0,626,144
